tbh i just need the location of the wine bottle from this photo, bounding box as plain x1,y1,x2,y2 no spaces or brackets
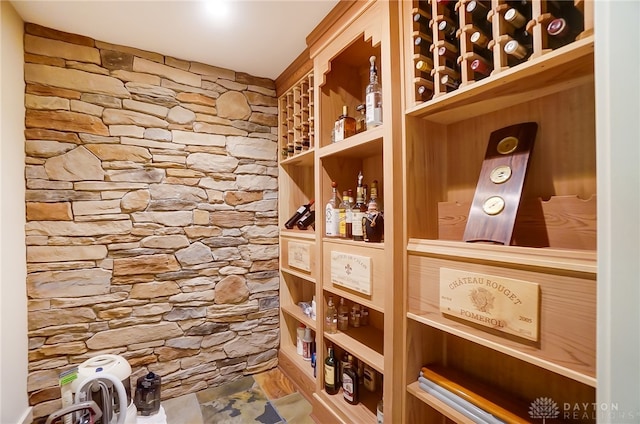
438,19,458,43
325,296,338,334
324,344,339,395
352,172,367,241
342,354,359,404
414,33,432,56
338,297,349,331
296,210,315,230
504,7,528,29
325,182,341,237
413,9,431,27
470,57,492,78
416,83,433,102
416,58,434,74
466,1,492,35
285,199,314,229
365,56,383,130
546,17,582,49
440,74,460,91
504,31,532,64
437,45,458,69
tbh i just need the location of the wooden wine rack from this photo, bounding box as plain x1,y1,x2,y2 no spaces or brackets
409,0,595,104
279,71,314,160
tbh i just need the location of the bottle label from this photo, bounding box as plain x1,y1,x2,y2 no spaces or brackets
338,208,346,236
326,206,340,236
334,120,345,142
342,373,354,402
325,364,335,386
352,211,364,236
366,93,382,127
377,409,383,424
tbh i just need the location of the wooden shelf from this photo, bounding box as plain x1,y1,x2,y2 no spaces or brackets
318,388,380,424
282,303,317,332
407,238,597,275
407,382,477,424
281,148,315,167
318,126,384,159
407,311,596,387
324,326,384,374
281,229,316,241
279,342,315,387
323,284,384,315
321,237,385,250
281,267,316,284
406,36,594,124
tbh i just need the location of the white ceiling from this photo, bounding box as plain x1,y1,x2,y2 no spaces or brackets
10,0,339,80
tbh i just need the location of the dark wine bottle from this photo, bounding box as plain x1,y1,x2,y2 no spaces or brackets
466,1,492,35
296,210,315,230
440,74,460,91
284,199,314,229
546,17,582,49
325,344,339,395
470,57,492,78
438,19,458,43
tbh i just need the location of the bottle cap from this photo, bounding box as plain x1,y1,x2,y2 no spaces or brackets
504,39,527,59
331,181,338,188
504,8,527,28
547,18,568,37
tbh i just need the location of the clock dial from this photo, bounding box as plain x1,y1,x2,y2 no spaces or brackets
497,136,519,155
482,196,505,216
490,165,512,184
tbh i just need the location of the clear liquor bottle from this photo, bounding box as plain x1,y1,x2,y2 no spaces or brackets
338,297,349,331
325,296,338,334
325,181,341,237
365,56,383,129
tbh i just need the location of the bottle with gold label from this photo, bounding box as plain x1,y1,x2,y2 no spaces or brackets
324,344,339,395
333,105,356,142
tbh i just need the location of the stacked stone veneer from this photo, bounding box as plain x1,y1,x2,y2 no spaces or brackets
23,23,280,420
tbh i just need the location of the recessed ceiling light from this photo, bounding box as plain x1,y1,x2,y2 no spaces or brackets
204,0,231,20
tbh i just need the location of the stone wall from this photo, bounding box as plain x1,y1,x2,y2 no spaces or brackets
22,23,280,421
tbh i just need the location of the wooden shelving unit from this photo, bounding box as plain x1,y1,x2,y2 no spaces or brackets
401,0,597,423
278,0,597,422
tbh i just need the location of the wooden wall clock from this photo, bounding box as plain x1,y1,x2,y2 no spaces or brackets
463,122,538,245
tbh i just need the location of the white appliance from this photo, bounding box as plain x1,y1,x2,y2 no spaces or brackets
70,355,137,424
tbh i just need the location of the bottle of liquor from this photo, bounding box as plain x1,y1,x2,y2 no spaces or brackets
285,199,314,229
363,363,376,392
350,304,361,328
364,180,384,243
342,354,359,405
324,344,339,395
361,306,369,326
340,351,349,385
338,191,352,239
333,105,356,142
325,181,341,237
297,323,305,356
365,56,383,130
302,327,313,361
355,104,366,133
325,296,338,334
377,399,384,424
338,297,349,331
296,210,315,230
352,172,367,241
